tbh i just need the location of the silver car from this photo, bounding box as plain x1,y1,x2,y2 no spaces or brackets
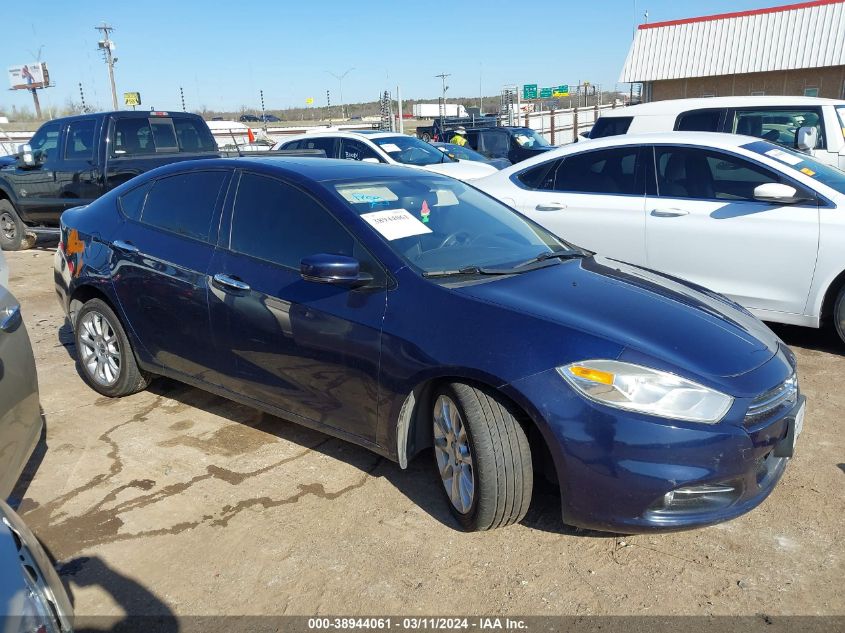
0,267,74,632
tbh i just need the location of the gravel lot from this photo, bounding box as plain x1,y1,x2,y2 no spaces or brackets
6,243,844,622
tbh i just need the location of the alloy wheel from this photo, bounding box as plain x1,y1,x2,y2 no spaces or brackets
78,310,121,386
433,395,475,514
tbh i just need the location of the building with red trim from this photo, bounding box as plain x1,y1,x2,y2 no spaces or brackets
619,0,845,101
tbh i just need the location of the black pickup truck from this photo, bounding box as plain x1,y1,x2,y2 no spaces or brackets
0,110,220,250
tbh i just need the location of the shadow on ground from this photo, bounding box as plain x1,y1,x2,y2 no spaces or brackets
769,323,843,356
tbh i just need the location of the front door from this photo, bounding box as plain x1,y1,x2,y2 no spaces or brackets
110,169,230,379
513,146,648,265
208,171,387,442
645,145,819,316
6,121,62,223
54,118,103,210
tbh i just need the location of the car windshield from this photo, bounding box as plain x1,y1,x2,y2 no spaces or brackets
742,139,845,195
512,128,550,148
373,136,454,166
330,176,573,276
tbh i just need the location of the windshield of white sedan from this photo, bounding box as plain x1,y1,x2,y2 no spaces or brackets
373,136,454,166
742,139,845,195
332,177,571,275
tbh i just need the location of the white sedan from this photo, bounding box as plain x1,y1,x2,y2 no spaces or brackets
273,131,497,181
474,131,845,343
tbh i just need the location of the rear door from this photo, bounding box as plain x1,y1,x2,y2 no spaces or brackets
207,171,387,441
512,146,648,264
645,145,819,315
53,117,103,209
110,169,231,378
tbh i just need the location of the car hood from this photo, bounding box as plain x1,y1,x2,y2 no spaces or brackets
455,255,780,380
419,160,498,181
0,155,16,168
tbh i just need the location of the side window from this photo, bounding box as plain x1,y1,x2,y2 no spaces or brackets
27,122,61,162
465,131,480,150
552,148,642,195
589,116,633,138
341,139,382,162
732,108,825,149
173,118,216,152
293,137,335,157
675,109,725,132
281,140,301,150
140,171,227,241
118,182,151,220
230,173,356,270
655,147,792,201
64,120,97,161
517,160,559,190
481,131,510,157
113,118,156,155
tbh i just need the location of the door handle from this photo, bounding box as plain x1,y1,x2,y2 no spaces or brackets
0,305,21,333
212,273,250,292
535,202,567,211
112,239,139,253
650,208,689,218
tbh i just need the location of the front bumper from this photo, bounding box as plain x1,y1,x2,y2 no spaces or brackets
507,360,802,533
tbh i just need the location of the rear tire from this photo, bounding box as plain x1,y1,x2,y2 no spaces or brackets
74,298,150,397
834,285,845,345
0,200,26,251
419,131,432,142
432,382,533,531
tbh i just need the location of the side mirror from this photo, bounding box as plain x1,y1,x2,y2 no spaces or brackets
753,182,806,204
300,253,373,288
17,144,34,167
796,126,818,151
361,157,380,164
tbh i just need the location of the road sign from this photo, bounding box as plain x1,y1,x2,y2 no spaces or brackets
540,87,553,99
305,97,314,105
123,92,141,106
522,84,537,100
553,85,570,97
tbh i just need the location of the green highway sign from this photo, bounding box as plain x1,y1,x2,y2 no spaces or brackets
522,84,537,99
540,87,553,99
552,85,570,97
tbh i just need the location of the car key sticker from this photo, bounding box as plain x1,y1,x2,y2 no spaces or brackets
361,209,432,240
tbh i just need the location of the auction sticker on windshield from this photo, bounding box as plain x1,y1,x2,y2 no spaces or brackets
380,143,402,153
764,148,803,166
361,209,432,240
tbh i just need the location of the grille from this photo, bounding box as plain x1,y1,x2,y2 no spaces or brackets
745,375,798,425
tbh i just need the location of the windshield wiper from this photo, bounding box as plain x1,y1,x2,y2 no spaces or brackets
422,265,519,279
511,248,589,269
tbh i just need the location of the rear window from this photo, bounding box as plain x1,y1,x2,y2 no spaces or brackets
589,116,633,138
113,116,216,155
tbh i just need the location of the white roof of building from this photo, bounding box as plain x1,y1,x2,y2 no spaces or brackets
619,0,845,83
600,95,845,117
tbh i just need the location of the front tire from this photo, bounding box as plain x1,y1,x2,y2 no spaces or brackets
74,298,150,397
834,285,845,345
0,199,26,251
432,383,533,531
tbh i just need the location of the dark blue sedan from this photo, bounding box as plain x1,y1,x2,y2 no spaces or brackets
54,157,804,532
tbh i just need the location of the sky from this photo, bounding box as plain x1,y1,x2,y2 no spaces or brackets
1,0,787,114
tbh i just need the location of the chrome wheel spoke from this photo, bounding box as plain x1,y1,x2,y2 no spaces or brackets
79,310,121,387
433,395,475,515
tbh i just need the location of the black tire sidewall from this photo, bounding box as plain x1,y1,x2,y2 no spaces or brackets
835,286,845,345
0,200,25,251
74,299,136,397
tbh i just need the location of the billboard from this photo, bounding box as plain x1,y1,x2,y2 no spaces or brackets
8,63,50,90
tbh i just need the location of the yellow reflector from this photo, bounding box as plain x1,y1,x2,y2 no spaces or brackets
569,366,614,385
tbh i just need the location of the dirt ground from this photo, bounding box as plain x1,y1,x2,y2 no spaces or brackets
6,243,844,620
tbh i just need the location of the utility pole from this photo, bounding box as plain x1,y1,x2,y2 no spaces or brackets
260,89,266,131
435,72,450,118
180,86,186,111
79,83,88,113
327,68,354,120
95,23,119,110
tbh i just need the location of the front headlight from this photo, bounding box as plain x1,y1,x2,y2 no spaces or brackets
558,360,733,424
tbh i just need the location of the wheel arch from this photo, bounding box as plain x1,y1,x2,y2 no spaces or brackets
394,374,561,486
68,283,119,328
819,268,845,324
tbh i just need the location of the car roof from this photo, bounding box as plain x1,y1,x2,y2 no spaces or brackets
146,156,437,183
601,96,845,118
282,130,403,141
